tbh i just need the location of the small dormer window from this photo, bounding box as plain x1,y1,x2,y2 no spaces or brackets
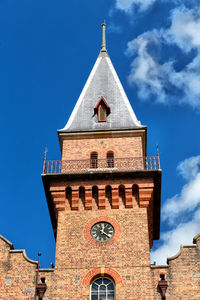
94,97,110,122
99,103,106,121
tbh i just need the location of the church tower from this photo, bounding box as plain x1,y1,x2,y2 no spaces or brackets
42,23,161,299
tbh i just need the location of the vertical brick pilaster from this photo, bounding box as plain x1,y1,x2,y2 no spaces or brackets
71,187,79,210
85,187,92,210
111,185,119,209
98,186,105,209
125,185,133,208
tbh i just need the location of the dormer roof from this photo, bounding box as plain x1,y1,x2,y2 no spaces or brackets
94,97,110,114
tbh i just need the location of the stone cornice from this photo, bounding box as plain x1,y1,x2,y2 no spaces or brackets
151,265,169,269
39,269,54,272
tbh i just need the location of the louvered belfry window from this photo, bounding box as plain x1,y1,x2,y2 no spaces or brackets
107,151,114,168
90,152,98,168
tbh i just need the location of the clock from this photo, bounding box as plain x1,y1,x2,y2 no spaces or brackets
91,222,114,242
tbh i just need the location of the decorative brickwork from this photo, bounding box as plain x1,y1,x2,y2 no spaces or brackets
82,267,122,285
85,187,93,210
98,186,106,209
111,185,119,209
71,187,79,210
50,187,66,212
124,184,133,208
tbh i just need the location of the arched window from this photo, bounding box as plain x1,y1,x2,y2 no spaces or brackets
90,277,115,300
107,151,114,168
90,152,98,168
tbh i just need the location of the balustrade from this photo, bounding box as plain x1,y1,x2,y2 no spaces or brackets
43,156,160,175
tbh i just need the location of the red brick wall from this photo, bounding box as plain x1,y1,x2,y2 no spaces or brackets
62,134,144,161
45,167,155,299
1,233,200,299
47,126,156,299
0,237,37,300
151,236,200,299
53,202,154,299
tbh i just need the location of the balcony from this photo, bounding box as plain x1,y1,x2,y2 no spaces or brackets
43,156,160,175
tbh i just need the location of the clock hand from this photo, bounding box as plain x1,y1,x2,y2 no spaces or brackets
100,230,110,238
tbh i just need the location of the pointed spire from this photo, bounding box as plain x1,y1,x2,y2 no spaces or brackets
59,22,143,133
101,22,107,52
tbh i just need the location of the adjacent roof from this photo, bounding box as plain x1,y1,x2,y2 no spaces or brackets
59,24,143,133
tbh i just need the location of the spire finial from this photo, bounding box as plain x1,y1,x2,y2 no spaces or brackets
101,22,107,52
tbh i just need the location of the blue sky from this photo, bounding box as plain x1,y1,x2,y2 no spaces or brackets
0,0,200,267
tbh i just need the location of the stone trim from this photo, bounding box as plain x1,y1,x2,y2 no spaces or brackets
193,233,200,244
59,129,146,140
61,56,102,132
39,269,54,273
151,265,169,269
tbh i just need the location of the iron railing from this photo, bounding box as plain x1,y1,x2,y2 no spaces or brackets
43,156,160,175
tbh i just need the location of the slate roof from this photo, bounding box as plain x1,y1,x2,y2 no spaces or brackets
59,29,143,133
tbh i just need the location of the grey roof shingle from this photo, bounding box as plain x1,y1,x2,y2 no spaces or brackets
59,50,143,133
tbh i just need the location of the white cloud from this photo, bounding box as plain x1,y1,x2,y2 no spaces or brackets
151,208,200,265
177,155,200,180
151,155,200,265
162,173,200,224
115,0,195,13
162,155,200,224
125,6,200,109
126,31,173,104
116,0,155,13
165,6,200,52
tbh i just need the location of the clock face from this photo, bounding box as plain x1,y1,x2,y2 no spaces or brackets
91,222,114,242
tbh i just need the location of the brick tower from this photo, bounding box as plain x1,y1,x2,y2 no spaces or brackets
42,23,161,299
